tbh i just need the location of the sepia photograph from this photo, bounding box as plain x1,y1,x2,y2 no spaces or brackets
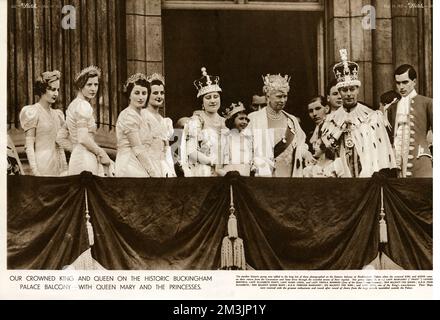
1,0,435,300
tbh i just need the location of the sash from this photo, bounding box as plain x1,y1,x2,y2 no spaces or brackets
273,125,295,158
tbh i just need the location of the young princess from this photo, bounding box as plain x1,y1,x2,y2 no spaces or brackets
216,102,254,176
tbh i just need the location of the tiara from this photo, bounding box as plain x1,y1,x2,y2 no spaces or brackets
74,65,101,82
123,73,148,92
262,74,291,94
224,102,246,119
147,73,165,85
40,70,61,83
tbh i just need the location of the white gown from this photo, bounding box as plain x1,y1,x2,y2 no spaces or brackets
19,103,67,176
181,111,226,177
141,108,176,178
115,106,153,177
65,97,100,175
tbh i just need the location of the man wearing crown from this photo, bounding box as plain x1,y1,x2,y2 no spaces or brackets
248,74,315,177
320,49,396,177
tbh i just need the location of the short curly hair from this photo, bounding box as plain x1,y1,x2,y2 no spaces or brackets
34,70,61,96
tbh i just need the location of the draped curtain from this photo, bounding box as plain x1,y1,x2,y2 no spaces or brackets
7,173,432,270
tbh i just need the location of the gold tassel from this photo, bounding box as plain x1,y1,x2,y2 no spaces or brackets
233,238,246,270
221,237,233,269
220,185,246,270
379,187,388,244
227,184,238,239
227,212,238,239
85,189,94,246
379,218,388,243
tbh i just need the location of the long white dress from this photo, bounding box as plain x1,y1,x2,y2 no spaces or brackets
141,108,176,177
248,107,308,177
65,97,100,175
19,103,67,176
115,106,152,177
221,128,254,176
181,111,226,177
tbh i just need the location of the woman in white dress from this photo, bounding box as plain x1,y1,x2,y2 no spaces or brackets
140,73,176,177
115,73,158,177
19,70,68,176
64,66,112,176
181,67,226,177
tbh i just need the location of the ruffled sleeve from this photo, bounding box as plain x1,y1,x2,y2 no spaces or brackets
118,109,141,135
162,117,174,140
74,100,94,128
19,105,39,132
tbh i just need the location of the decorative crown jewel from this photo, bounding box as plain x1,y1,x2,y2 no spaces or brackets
193,67,222,98
40,70,61,83
123,73,148,92
224,102,246,120
147,73,165,85
74,65,101,83
333,49,361,88
262,74,291,94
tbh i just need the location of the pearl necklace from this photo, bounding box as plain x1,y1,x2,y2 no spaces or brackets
266,107,283,121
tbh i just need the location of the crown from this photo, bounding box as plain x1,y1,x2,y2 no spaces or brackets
40,70,61,83
224,102,246,119
147,73,165,85
333,49,361,88
123,73,148,92
262,74,291,94
74,65,101,83
193,67,222,98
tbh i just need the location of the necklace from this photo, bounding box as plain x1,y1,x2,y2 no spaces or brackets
266,107,283,121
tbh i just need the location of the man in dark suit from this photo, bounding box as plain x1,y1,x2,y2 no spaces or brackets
306,96,330,151
387,64,432,177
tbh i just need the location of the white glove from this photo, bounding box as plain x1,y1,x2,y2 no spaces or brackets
97,149,112,165
25,136,40,175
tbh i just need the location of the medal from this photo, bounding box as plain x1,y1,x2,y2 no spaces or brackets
344,121,354,148
345,132,354,148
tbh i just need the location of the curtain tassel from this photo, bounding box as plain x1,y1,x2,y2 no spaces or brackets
220,185,246,270
84,189,94,246
379,218,388,243
221,237,233,269
379,187,388,244
233,238,246,270
227,211,238,239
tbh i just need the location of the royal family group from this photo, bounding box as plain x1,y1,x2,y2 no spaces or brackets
14,49,432,179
